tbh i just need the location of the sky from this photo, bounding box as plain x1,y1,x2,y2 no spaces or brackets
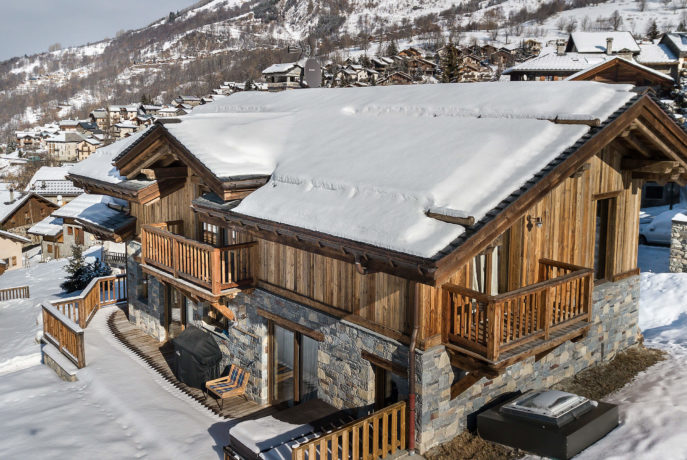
0,0,196,61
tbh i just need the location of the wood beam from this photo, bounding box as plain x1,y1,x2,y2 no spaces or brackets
446,347,502,379
210,302,235,321
426,211,475,227
256,307,325,342
620,133,654,158
553,117,601,127
634,120,680,162
361,350,408,376
141,166,188,180
621,159,679,172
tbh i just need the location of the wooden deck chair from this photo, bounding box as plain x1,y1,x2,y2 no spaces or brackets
205,365,250,409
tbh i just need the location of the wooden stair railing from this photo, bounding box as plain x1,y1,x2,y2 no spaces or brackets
141,225,257,295
50,274,128,329
0,285,30,301
42,303,85,368
443,259,593,362
291,401,407,460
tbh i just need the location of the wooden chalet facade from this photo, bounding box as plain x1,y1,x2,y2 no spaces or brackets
67,83,687,453
0,192,58,243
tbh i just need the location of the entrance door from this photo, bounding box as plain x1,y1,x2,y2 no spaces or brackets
166,286,187,340
269,323,319,406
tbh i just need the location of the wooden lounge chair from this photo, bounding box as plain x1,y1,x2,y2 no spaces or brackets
206,365,250,409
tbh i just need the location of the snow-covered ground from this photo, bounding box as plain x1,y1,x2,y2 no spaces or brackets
0,248,230,459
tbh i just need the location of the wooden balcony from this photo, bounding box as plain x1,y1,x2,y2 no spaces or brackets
442,259,593,366
140,225,256,297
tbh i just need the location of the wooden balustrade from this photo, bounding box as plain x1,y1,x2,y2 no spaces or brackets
42,303,85,368
103,250,126,266
0,285,30,301
443,259,593,362
141,226,256,294
291,401,406,460
50,274,127,329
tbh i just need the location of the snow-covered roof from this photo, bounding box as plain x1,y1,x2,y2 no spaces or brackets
46,132,85,144
569,32,640,54
637,43,678,64
0,191,37,225
565,56,673,83
52,194,132,232
25,166,83,196
70,126,154,185
504,49,610,73
165,82,636,257
28,215,63,237
115,121,138,129
662,33,687,54
0,229,30,244
262,62,302,74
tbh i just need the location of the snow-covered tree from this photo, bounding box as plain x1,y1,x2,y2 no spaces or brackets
61,246,112,293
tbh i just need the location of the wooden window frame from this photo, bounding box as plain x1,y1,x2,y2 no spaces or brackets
67,226,73,235
593,195,618,282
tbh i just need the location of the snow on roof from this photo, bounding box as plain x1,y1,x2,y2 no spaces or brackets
504,49,610,73
262,62,301,74
28,215,63,237
70,126,153,184
0,191,33,224
569,32,640,54
46,132,86,143
0,229,30,244
115,120,138,128
52,194,130,231
565,56,673,82
637,43,678,64
25,166,83,196
166,82,635,257
662,33,687,53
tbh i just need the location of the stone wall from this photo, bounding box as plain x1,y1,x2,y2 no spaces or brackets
414,275,640,452
670,217,687,273
126,240,166,341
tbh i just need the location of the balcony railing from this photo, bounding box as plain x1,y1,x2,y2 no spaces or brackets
442,259,593,363
140,225,256,295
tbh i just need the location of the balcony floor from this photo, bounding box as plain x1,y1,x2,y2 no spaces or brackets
141,264,245,302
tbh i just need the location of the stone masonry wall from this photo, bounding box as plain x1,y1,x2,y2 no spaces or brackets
670,218,687,273
126,240,166,341
414,275,640,452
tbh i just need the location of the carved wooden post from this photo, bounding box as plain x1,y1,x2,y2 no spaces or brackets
212,248,221,295
585,272,593,323
486,301,501,361
140,227,147,266
77,300,86,329
172,238,180,278
441,287,451,344
543,287,552,340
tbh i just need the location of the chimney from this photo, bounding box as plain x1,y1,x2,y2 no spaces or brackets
556,40,566,56
606,37,613,55
9,188,14,202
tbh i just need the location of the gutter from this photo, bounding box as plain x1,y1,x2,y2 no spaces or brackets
408,285,420,452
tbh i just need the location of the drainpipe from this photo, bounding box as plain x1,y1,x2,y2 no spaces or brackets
408,284,420,453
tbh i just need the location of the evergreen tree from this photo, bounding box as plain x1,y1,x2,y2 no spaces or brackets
386,40,399,57
60,245,112,293
440,44,460,83
647,20,660,40
244,78,254,91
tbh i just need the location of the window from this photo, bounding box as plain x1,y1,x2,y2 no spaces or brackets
47,244,53,253
471,242,510,295
645,185,664,200
11,256,17,266
202,222,219,246
594,198,615,280
67,226,73,235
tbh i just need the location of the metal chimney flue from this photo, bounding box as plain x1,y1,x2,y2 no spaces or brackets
606,37,613,55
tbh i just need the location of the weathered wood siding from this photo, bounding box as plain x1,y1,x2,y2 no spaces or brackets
419,143,642,343
258,240,413,335
130,176,198,238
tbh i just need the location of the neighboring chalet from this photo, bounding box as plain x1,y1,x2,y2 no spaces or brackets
67,82,687,453
28,216,63,261
262,62,304,91
506,32,679,82
659,32,687,74
0,187,58,242
566,56,675,93
25,165,83,205
377,71,414,86
113,120,140,139
0,230,30,272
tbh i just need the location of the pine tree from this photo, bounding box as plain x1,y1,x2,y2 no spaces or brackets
386,40,399,57
647,20,660,40
60,245,112,293
441,44,460,83
244,78,254,91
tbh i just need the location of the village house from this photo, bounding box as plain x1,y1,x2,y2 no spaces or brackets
24,165,83,205
157,106,188,118
0,186,58,243
262,61,304,91
27,216,63,261
58,120,80,132
89,109,109,130
506,32,679,82
377,71,414,86
406,57,438,77
174,96,203,107
656,33,687,74
113,120,140,139
0,230,30,273
62,82,687,454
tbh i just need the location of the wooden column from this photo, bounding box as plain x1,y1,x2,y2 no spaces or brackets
486,302,500,361
211,248,221,295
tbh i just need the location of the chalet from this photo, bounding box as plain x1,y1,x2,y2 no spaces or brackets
0,230,30,271
370,56,395,73
49,193,135,253
141,105,163,116
25,166,83,205
566,57,675,93
63,82,687,454
658,32,687,73
636,43,679,79
28,216,63,261
89,109,109,130
490,49,515,68
523,39,543,54
262,62,304,91
565,31,640,56
377,71,414,86
157,106,187,118
46,132,86,162
59,120,80,132
174,96,203,107
77,137,100,161
0,187,58,242
398,47,425,59
114,120,140,139
406,58,437,76
16,132,41,150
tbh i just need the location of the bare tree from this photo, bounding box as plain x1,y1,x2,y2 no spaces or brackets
556,16,567,31
581,15,592,31
609,10,623,31
639,0,647,12
565,17,578,33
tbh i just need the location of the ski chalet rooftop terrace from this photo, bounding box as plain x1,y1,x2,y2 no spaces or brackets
70,82,638,261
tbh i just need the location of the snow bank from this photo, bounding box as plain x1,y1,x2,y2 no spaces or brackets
638,272,687,331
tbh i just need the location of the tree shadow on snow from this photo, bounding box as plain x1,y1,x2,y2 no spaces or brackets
643,312,687,347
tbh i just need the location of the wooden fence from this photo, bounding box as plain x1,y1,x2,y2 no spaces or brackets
42,303,85,368
103,250,126,266
51,274,127,329
0,285,30,301
443,258,593,362
291,401,406,460
141,225,256,294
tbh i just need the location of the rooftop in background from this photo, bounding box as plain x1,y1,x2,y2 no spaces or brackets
52,193,133,233
567,32,640,54
25,165,83,197
27,215,63,237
